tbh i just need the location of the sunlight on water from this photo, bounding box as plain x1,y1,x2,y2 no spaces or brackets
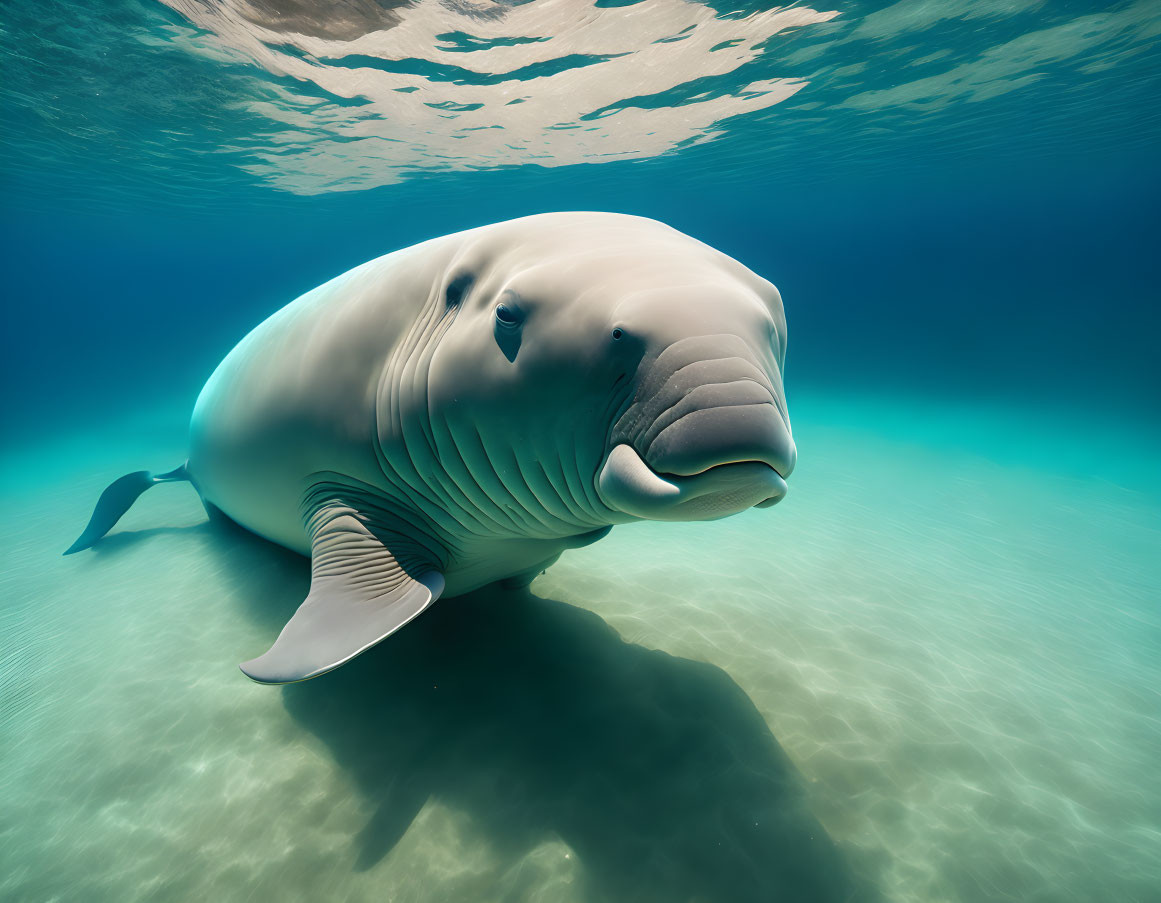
153,0,1161,193
3,0,1159,203
160,0,839,192
2,393,1158,902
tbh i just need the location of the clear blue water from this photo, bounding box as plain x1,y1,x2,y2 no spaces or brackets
2,2,1159,901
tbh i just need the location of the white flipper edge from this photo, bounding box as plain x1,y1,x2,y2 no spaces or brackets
240,510,444,684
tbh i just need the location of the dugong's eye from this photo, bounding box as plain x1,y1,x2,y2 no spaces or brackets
495,303,521,327
611,327,624,341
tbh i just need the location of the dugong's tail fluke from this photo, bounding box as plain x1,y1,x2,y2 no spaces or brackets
64,464,191,555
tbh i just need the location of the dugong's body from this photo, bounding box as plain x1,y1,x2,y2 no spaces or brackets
69,212,796,684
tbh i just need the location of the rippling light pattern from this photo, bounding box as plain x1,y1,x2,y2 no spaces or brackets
159,0,839,192
3,0,1159,204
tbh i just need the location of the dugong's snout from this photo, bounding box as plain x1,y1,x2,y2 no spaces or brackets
598,333,795,522
641,396,796,482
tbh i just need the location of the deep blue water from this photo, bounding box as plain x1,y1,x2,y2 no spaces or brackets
3,0,1160,440
2,2,1159,902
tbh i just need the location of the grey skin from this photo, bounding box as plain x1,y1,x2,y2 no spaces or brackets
66,212,796,684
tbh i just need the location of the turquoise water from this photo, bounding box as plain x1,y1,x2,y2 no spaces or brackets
3,2,1160,902
3,395,1158,901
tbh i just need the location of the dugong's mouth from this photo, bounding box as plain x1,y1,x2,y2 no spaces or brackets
597,443,788,522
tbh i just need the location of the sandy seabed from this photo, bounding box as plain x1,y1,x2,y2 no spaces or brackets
2,392,1158,903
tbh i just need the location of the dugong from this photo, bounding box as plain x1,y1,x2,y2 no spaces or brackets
67,212,796,684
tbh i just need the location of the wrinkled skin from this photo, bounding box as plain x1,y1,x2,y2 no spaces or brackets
190,212,795,597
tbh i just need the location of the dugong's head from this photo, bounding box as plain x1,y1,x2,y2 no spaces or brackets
417,212,795,531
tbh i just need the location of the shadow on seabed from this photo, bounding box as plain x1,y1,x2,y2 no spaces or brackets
100,512,881,903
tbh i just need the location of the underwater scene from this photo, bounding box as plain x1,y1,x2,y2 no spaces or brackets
2,1,1159,902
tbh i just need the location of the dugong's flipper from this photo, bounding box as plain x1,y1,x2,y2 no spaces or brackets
64,465,190,555
239,507,444,684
